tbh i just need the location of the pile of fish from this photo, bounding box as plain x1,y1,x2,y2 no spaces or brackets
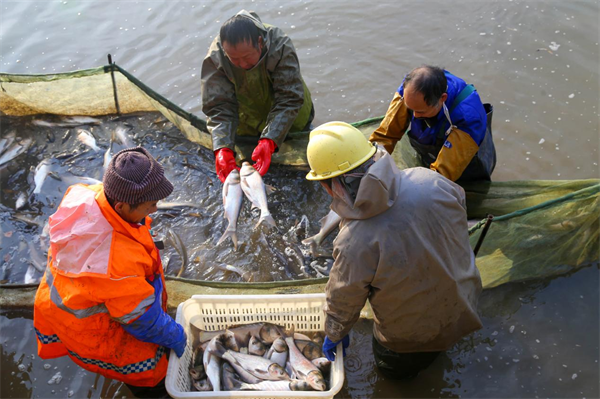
189,322,331,392
218,162,277,250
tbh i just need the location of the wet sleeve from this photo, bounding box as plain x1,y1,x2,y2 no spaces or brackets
201,53,239,151
369,92,411,154
430,127,480,182
261,37,306,148
324,229,377,343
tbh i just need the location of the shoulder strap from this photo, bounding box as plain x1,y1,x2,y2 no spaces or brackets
450,84,475,113
436,84,476,140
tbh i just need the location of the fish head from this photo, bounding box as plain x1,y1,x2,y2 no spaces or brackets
306,370,327,391
240,162,257,177
302,341,323,360
189,364,206,381
193,379,213,391
226,169,241,184
220,330,239,352
272,337,288,352
260,323,282,344
268,363,290,380
290,380,313,391
248,335,267,356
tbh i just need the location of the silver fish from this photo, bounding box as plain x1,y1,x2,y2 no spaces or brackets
266,337,288,368
212,263,252,282
27,241,46,273
240,379,312,391
281,327,326,391
192,378,212,391
203,336,222,391
15,192,28,210
240,162,276,229
221,362,242,391
115,126,135,148
60,175,102,186
24,264,39,284
294,332,312,341
248,335,266,356
311,357,331,374
157,201,203,210
0,131,16,155
221,349,289,382
167,228,188,278
295,339,324,361
0,138,32,167
76,129,100,152
302,209,342,257
218,169,243,249
199,322,283,346
103,129,116,170
189,364,206,381
32,116,101,127
33,159,52,194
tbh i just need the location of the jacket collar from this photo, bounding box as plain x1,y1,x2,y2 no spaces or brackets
331,153,399,220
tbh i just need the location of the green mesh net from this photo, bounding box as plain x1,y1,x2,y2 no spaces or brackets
1,64,598,292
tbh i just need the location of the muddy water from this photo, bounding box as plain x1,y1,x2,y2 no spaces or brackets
1,0,599,398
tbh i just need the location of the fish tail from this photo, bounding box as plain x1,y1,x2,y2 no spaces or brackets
217,229,238,250
255,213,276,230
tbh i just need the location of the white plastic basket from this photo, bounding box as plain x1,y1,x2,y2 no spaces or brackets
165,293,344,399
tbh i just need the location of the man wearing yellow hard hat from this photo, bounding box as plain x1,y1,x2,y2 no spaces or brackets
306,122,483,379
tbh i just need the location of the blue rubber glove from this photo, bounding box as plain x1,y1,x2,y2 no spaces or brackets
322,335,350,361
122,275,187,357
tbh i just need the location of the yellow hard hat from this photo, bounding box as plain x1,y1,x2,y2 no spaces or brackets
306,121,376,181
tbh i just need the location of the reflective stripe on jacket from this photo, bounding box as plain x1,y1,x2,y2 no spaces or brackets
201,10,313,151
324,153,483,353
33,184,168,387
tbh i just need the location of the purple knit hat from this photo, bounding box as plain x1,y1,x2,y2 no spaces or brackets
103,147,173,204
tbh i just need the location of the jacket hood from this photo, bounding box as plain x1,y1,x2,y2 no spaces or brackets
331,152,400,220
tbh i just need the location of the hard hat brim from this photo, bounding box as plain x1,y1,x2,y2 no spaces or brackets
305,144,376,181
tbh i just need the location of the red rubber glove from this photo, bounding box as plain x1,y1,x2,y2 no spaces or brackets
214,148,238,183
252,138,277,176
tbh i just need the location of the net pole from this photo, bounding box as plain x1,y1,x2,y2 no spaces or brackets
107,54,121,116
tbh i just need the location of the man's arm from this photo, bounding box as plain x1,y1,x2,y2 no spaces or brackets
369,92,411,154
201,54,239,151
324,230,377,342
93,274,186,356
261,36,306,149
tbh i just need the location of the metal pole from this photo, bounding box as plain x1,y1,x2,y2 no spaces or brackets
108,54,121,116
473,214,494,256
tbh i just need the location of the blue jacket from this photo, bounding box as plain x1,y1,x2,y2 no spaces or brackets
398,70,487,146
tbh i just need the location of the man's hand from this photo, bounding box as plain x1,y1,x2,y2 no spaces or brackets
322,335,350,361
214,148,238,183
251,138,277,176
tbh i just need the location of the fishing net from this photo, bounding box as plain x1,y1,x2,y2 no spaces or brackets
1,64,598,292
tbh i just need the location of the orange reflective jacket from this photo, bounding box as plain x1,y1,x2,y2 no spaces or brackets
33,184,169,387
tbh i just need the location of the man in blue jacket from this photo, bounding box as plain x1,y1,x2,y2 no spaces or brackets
370,65,496,182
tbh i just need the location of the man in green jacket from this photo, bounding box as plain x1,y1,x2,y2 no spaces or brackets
201,10,314,182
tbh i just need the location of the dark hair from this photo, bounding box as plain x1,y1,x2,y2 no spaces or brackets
106,195,142,211
403,65,447,107
220,15,261,48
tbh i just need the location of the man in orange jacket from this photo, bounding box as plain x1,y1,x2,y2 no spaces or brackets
34,147,186,397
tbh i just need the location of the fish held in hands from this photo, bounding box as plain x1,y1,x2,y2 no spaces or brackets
240,162,276,229
218,169,243,249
